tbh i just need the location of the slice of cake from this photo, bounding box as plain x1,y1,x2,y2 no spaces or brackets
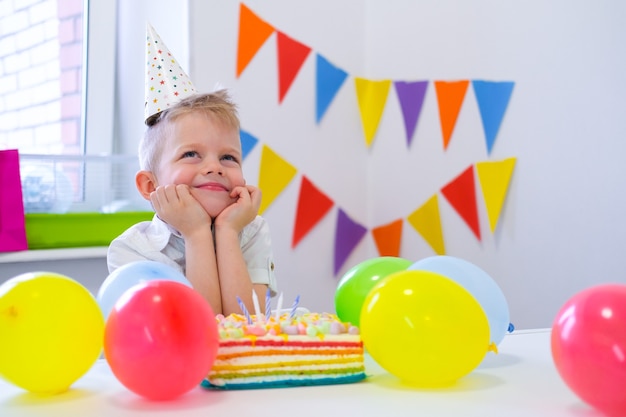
202,312,366,389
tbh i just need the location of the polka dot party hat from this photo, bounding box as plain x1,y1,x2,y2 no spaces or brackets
145,23,198,126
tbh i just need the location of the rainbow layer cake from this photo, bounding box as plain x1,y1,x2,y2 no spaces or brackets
202,312,366,389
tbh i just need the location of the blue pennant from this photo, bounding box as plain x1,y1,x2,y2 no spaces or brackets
316,54,348,124
240,129,259,160
472,80,515,154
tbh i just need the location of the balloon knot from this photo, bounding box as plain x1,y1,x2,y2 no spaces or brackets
507,322,515,333
2,306,18,318
488,342,498,354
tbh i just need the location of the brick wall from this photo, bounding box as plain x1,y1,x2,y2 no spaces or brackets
0,0,83,155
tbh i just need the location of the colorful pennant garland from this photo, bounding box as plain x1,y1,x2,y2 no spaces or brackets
237,4,518,275
253,141,516,274
237,5,514,152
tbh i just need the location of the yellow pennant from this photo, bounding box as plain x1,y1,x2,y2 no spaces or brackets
258,145,297,214
407,194,445,255
355,77,391,147
475,157,517,233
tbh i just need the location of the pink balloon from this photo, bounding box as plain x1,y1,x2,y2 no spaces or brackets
104,280,219,400
551,284,626,416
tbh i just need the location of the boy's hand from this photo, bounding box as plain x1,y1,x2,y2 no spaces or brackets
150,184,211,237
214,185,261,232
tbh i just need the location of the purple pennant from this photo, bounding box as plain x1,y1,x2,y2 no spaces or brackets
334,208,367,276
394,80,428,148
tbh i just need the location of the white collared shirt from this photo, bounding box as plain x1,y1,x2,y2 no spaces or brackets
107,214,278,294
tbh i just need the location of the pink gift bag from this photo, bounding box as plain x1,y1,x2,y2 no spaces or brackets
0,149,28,252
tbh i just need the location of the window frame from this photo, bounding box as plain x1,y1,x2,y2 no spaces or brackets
83,0,117,156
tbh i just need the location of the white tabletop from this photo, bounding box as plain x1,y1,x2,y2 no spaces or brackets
0,329,594,417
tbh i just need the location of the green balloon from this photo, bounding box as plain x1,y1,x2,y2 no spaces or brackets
334,257,412,326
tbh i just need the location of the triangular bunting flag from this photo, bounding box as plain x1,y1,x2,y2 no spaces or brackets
236,3,275,77
372,219,403,257
476,157,517,233
240,129,259,160
434,80,469,150
277,31,312,103
334,209,368,275
407,194,446,255
472,80,515,155
441,165,481,241
292,176,334,248
394,80,428,148
258,145,298,215
316,54,348,124
355,77,392,147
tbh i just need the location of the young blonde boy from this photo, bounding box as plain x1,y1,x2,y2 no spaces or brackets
107,90,277,315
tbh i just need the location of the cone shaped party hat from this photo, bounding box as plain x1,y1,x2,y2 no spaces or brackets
145,23,197,125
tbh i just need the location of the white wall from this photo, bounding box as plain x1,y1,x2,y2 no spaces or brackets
27,1,618,329
185,0,626,330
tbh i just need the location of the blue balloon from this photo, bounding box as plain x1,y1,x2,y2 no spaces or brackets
97,261,192,320
409,255,510,346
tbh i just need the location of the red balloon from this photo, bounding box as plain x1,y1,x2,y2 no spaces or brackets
104,280,219,400
551,284,626,416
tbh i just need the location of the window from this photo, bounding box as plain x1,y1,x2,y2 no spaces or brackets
0,0,147,215
0,0,82,155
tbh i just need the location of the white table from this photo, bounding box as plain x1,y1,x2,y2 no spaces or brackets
0,329,594,417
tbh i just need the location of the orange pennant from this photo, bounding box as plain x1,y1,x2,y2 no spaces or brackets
441,165,481,241
372,219,403,257
292,176,334,248
276,31,312,103
236,3,275,77
258,145,297,214
434,80,469,150
407,194,446,255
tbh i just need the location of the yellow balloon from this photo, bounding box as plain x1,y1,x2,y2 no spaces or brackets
360,270,490,386
0,272,105,394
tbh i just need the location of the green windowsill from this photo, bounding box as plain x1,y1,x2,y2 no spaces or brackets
25,212,154,249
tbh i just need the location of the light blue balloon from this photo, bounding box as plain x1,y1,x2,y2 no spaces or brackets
409,255,510,346
97,261,192,320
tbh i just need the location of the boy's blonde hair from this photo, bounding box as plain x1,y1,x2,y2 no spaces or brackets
139,89,240,172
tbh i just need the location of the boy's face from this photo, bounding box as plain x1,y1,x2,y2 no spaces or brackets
154,112,245,218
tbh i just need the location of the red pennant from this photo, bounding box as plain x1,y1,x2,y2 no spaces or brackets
372,219,403,257
292,176,334,248
236,3,275,77
276,31,311,103
441,165,481,241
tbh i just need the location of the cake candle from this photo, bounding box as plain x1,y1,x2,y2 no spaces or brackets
264,287,271,321
252,290,263,323
289,294,300,319
274,292,283,321
236,296,253,325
